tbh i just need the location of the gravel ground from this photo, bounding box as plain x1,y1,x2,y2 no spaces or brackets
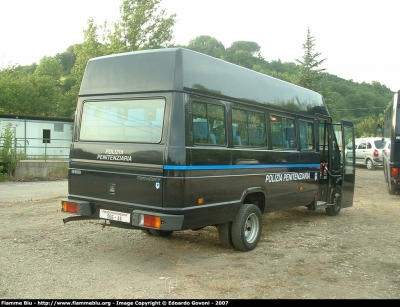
1,167,400,299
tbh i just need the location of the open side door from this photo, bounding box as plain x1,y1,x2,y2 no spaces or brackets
340,120,355,208
316,118,355,210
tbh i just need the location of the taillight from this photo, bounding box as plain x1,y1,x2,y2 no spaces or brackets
373,149,378,157
383,150,387,156
391,167,399,178
141,214,162,228
62,201,78,213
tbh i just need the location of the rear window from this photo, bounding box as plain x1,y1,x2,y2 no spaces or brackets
374,140,384,149
79,98,165,143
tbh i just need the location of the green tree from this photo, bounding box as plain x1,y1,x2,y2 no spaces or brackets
29,75,63,116
0,67,61,117
62,19,105,118
223,41,264,69
71,19,104,86
355,116,382,138
63,0,176,118
35,57,63,79
55,45,77,76
187,35,225,58
228,41,262,57
105,0,176,54
295,27,326,91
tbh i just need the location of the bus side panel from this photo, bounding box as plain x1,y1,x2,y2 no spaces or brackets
189,147,231,206
180,205,239,230
231,149,299,212
393,143,400,165
386,142,400,190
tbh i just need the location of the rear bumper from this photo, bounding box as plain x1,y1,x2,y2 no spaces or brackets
132,209,184,230
373,158,383,165
61,198,184,231
390,178,400,186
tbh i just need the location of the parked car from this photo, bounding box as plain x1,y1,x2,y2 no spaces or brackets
346,137,384,170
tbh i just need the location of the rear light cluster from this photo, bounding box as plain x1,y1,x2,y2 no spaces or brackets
391,167,399,178
62,201,78,213
373,149,378,157
141,214,161,228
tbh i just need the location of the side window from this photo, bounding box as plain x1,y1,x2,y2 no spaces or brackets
232,109,247,146
192,101,225,145
270,115,296,149
367,142,372,149
232,109,266,147
358,142,366,149
299,121,314,150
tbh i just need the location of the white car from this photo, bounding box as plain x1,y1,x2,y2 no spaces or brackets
346,137,384,170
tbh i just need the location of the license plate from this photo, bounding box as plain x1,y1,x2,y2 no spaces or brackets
99,209,130,223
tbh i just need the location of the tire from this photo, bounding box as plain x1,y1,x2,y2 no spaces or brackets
366,158,374,170
141,229,153,235
149,229,174,237
231,204,262,252
388,179,397,195
326,186,342,216
218,222,234,249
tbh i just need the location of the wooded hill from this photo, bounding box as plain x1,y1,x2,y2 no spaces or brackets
0,1,393,138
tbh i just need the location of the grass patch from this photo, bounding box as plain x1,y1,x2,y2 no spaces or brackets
48,163,68,180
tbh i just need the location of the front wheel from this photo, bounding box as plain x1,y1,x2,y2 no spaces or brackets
326,186,342,216
231,204,262,252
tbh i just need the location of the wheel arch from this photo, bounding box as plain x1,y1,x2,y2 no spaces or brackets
240,187,266,214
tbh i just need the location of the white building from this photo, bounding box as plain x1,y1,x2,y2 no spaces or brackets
0,114,73,159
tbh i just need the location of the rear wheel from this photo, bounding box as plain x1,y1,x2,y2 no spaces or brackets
388,179,397,195
231,204,262,252
366,158,374,170
326,186,342,216
149,229,174,237
218,222,234,249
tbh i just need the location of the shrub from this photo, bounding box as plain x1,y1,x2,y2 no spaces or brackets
0,124,26,177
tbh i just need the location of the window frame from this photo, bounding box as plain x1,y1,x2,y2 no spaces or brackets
232,108,266,148
270,114,296,149
79,98,165,143
191,100,226,146
298,119,315,150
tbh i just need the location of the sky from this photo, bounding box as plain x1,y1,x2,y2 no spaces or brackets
0,0,399,92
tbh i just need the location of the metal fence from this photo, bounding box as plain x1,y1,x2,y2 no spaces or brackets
3,137,71,161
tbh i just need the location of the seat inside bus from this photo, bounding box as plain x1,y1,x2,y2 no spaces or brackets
193,119,216,144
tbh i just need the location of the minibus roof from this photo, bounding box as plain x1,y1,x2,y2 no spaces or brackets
80,48,328,116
